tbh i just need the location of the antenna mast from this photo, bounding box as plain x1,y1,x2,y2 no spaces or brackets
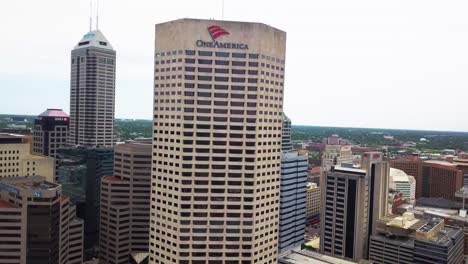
96,0,99,30
89,0,93,31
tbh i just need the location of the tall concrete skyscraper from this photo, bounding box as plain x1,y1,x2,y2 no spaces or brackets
68,30,116,147
150,19,286,263
278,152,308,256
99,139,152,263
320,152,389,262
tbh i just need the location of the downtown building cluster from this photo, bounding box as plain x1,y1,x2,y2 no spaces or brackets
3,14,468,264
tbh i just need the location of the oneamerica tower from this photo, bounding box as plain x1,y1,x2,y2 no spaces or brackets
150,18,286,264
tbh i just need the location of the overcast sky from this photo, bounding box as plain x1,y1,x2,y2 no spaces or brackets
1,0,468,131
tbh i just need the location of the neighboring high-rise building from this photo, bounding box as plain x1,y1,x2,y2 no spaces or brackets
420,160,463,201
100,139,152,264
68,30,116,147
279,152,308,256
282,113,292,152
56,145,113,252
390,159,463,202
150,18,286,263
389,159,421,180
0,176,83,264
369,216,464,264
322,134,351,146
390,168,416,203
453,153,468,186
0,133,54,181
306,182,321,220
320,152,389,262
322,145,353,171
33,108,69,158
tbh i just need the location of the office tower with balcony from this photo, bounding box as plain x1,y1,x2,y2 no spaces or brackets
0,176,83,264
99,139,152,263
68,30,116,147
150,18,286,263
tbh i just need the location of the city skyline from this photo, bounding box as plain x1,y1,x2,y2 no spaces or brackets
2,0,468,131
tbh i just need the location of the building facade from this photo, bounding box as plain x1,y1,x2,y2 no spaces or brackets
33,109,69,159
0,176,83,264
390,159,463,202
320,153,389,262
100,139,152,264
369,218,464,264
68,30,116,147
0,133,54,181
279,152,308,255
306,182,320,220
321,145,353,172
56,145,113,252
150,18,286,263
282,113,292,152
390,168,416,202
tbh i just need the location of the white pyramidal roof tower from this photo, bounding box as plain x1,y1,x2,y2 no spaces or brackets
74,30,114,50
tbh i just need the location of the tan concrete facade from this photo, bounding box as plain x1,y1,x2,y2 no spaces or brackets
0,176,83,264
0,133,54,181
151,18,286,264
306,183,320,219
99,139,152,264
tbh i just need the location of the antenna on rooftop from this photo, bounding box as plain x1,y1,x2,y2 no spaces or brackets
96,0,99,30
89,0,93,31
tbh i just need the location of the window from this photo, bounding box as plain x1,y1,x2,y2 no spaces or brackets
198,51,212,56
232,53,246,58
216,52,229,57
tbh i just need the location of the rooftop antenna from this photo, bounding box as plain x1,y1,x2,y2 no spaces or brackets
89,0,93,31
96,0,99,30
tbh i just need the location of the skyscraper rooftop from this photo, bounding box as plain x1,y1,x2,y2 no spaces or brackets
74,30,114,50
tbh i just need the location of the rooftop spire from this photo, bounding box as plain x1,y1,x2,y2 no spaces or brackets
96,0,99,30
89,0,93,31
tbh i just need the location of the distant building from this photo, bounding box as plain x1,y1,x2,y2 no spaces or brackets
279,152,308,256
390,159,463,202
322,145,353,171
453,153,468,186
282,113,292,152
0,176,83,264
68,30,116,148
306,182,320,220
100,139,151,263
390,168,416,202
322,134,351,146
56,145,113,252
33,109,69,158
308,167,321,185
0,133,54,181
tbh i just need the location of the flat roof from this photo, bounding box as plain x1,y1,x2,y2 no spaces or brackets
334,166,366,174
423,160,457,167
280,250,357,264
